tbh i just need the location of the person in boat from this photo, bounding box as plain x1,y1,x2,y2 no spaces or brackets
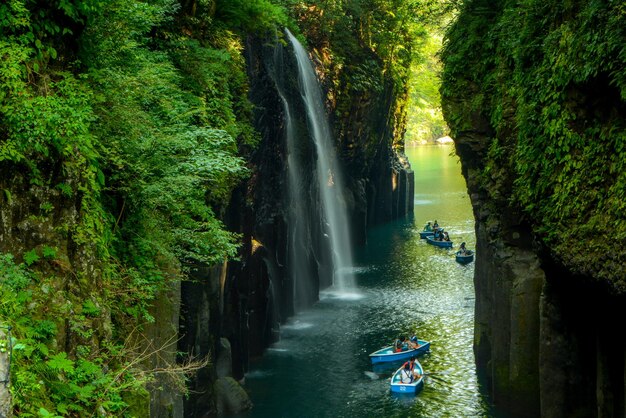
401,357,421,382
394,335,411,352
459,242,468,255
443,231,450,241
394,337,404,352
400,362,413,383
409,357,421,381
432,220,440,237
408,336,420,349
423,221,433,232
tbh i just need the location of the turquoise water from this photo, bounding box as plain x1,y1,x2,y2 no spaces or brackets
237,145,491,417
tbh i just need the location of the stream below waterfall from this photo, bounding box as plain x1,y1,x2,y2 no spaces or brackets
235,145,493,417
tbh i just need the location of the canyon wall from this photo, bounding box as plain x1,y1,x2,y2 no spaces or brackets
0,2,414,415
442,2,626,417
177,34,414,416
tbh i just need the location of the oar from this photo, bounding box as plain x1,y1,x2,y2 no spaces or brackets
422,373,446,384
424,369,453,376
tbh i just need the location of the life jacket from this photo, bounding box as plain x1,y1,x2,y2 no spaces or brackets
402,361,415,371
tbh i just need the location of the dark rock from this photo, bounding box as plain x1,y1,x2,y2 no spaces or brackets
215,377,252,415
215,338,232,378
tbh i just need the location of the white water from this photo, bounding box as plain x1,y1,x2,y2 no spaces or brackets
280,88,315,309
285,29,356,292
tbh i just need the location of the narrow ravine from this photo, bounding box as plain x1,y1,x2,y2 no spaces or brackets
236,145,491,417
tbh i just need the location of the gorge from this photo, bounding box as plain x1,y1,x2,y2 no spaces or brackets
0,1,625,417
442,1,626,417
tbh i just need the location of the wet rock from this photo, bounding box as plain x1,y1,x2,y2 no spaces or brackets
216,338,232,378
215,377,252,415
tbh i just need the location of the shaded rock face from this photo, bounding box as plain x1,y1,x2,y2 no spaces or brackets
146,281,184,418
214,377,253,415
0,164,106,351
454,125,626,418
178,264,224,417
177,35,414,416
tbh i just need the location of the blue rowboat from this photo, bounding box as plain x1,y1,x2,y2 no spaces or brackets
390,360,425,394
419,230,434,239
426,236,453,248
456,250,474,264
369,340,430,364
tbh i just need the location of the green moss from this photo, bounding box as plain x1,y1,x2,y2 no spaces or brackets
0,0,278,415
122,386,150,418
441,0,626,290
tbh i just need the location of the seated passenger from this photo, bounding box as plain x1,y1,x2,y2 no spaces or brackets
400,362,413,383
394,338,403,352
423,221,433,231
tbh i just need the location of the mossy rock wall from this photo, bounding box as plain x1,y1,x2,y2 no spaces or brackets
442,1,626,416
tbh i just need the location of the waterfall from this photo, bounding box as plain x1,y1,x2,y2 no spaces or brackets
269,40,317,313
276,70,316,308
285,29,356,293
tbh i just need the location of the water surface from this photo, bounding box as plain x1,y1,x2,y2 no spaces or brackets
238,145,490,417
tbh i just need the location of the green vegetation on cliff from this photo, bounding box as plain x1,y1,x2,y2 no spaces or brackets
441,0,626,288
406,26,448,144
281,0,443,157
0,0,265,414
0,0,444,414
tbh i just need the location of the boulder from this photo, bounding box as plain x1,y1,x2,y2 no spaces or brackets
215,377,252,415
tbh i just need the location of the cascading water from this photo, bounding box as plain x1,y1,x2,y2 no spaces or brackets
285,29,356,293
272,41,316,309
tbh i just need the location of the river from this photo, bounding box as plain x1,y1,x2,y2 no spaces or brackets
236,144,492,417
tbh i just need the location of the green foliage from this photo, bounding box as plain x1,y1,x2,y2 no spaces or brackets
0,254,144,416
0,73,97,173
1,0,260,414
406,29,448,143
23,249,40,266
83,0,248,274
0,0,102,66
215,0,290,33
441,0,626,287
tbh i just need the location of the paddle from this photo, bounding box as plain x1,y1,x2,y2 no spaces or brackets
422,369,452,384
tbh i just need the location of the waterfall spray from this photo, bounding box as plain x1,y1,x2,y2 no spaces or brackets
285,29,356,294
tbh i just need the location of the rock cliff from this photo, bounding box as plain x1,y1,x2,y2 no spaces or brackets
442,1,626,416
177,33,414,416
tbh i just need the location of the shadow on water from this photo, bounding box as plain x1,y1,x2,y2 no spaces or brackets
236,145,493,417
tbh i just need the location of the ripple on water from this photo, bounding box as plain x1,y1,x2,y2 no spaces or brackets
414,199,432,205
238,146,490,418
280,320,314,331
319,288,365,301
245,370,274,379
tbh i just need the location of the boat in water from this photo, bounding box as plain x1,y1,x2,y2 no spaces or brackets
455,250,474,264
419,230,435,239
426,235,453,248
369,340,431,364
390,360,425,394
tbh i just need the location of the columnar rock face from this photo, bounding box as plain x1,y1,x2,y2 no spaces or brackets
0,328,10,418
442,2,626,416
449,71,626,418
178,35,414,416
